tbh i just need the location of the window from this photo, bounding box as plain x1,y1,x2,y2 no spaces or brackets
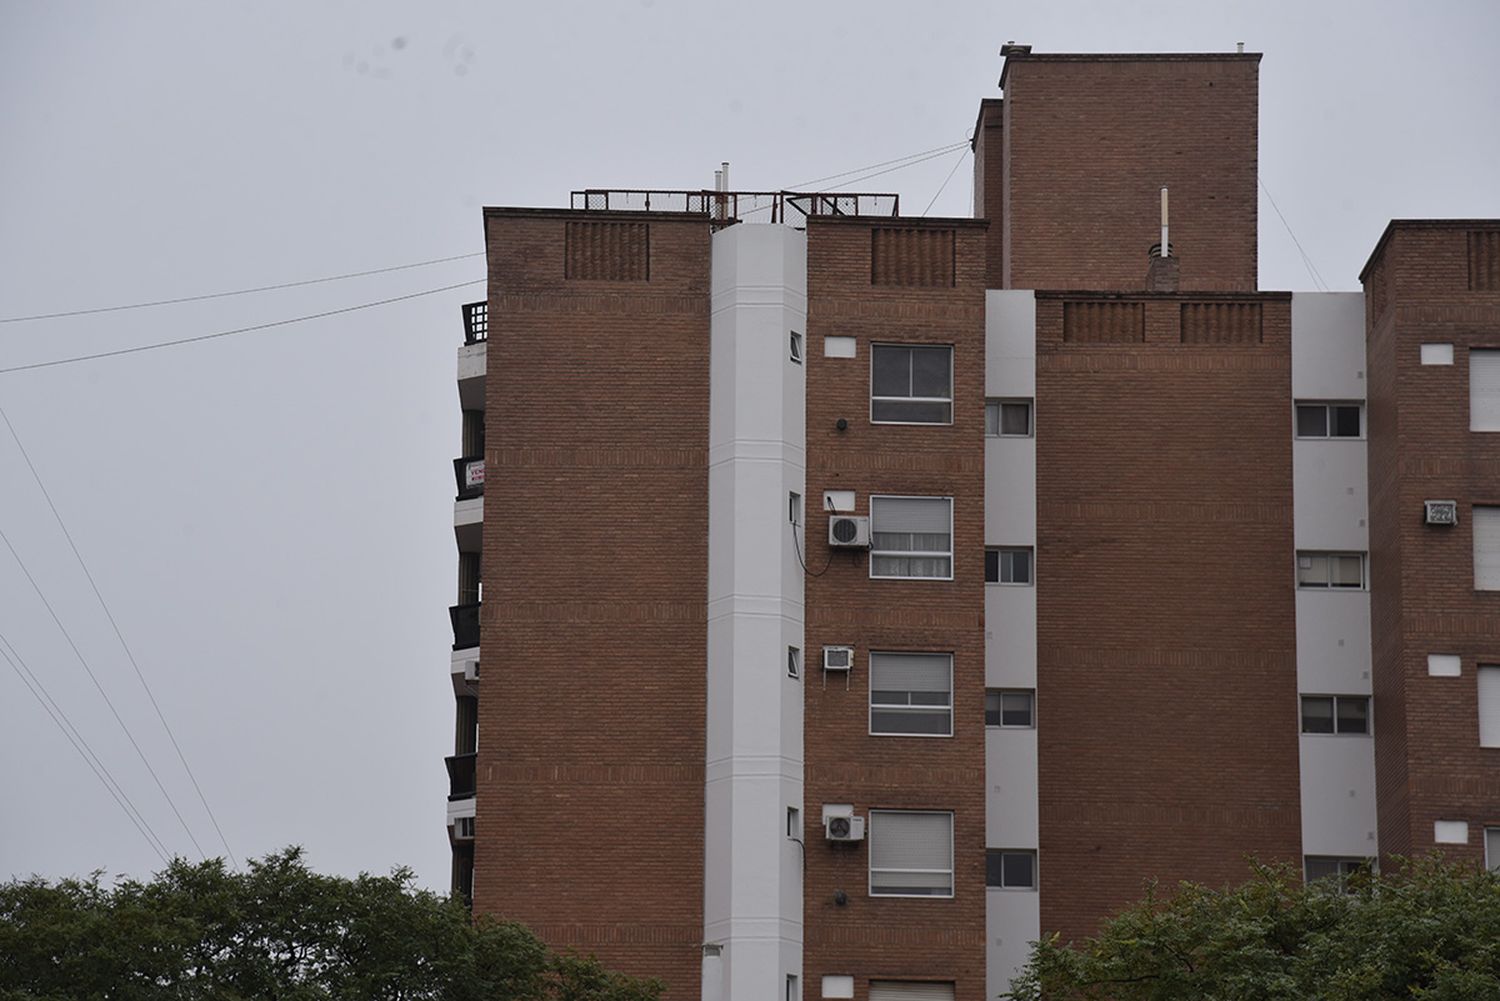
871,344,953,424
1300,695,1370,735
1295,402,1363,438
789,492,802,525
985,399,1033,437
985,849,1037,890
787,806,800,839
869,810,953,897
1296,551,1366,589
1476,507,1500,590
870,653,952,736
868,983,955,1001
1479,665,1500,747
985,689,1035,728
786,975,798,1001
1470,349,1499,430
1487,827,1499,872
1304,856,1371,890
985,547,1032,585
790,330,804,364
788,646,801,680
870,497,953,580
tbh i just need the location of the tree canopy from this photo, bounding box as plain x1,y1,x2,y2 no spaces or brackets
0,847,660,1001
1006,856,1500,1001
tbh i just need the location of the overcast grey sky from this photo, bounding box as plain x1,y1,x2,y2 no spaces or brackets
2,0,1497,890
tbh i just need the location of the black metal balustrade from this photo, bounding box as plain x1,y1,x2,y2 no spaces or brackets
445,752,477,800
449,602,480,650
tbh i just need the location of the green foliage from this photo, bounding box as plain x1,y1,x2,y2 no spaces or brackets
0,847,661,1001
1005,856,1500,1001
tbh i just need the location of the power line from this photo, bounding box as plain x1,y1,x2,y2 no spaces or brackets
1259,177,1330,292
0,279,485,375
922,147,971,217
0,521,206,860
786,140,968,190
0,252,484,324
0,630,172,865
0,403,239,866
823,145,975,191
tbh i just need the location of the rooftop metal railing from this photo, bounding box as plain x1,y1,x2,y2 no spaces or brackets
569,189,900,226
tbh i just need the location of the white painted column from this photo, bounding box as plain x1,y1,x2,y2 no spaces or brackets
1290,292,1379,862
983,290,1039,996
705,224,806,1001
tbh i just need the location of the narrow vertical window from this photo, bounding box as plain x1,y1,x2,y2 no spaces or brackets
789,330,804,364
787,806,800,838
787,646,801,680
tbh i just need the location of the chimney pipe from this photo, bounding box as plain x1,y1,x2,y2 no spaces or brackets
721,161,730,192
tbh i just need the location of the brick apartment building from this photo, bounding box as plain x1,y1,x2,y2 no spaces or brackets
441,47,1500,1001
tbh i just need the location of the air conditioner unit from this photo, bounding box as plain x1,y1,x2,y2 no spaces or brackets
822,804,865,842
828,515,870,548
823,646,854,672
1425,500,1458,526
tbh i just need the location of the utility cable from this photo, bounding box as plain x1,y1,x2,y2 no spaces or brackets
0,279,485,375
0,403,239,866
1259,177,1330,292
0,522,207,860
0,630,172,864
0,252,484,324
823,145,977,192
785,141,968,191
922,147,971,217
730,140,971,221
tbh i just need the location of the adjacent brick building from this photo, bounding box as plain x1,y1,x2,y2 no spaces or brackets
440,47,1500,1001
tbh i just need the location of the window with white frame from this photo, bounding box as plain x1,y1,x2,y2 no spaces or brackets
870,652,953,736
1296,551,1366,589
1304,856,1371,890
984,689,1034,728
1476,507,1500,590
870,496,953,579
786,975,798,1001
985,849,1037,890
787,646,801,680
1472,349,1499,431
871,344,953,424
869,810,953,897
1300,695,1370,735
1478,665,1500,747
1295,402,1363,438
985,547,1032,584
1487,827,1500,872
790,330,804,364
985,399,1033,437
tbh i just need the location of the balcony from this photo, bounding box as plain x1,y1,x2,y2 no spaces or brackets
450,602,480,651
450,650,479,697
457,302,486,410
454,493,482,553
454,456,484,500
445,752,477,801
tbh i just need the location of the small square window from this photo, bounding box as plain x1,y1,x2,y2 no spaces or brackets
1295,402,1363,439
985,849,1037,889
985,547,1032,585
1304,856,1370,890
872,344,953,424
787,647,801,680
985,399,1034,437
1301,695,1369,735
790,331,803,364
985,689,1035,728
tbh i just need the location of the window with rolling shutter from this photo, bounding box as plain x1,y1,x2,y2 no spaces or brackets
868,810,953,897
1471,350,1500,431
868,981,956,1001
1475,508,1500,590
870,496,953,580
869,653,952,736
1478,665,1500,748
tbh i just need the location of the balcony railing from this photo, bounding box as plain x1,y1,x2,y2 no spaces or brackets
569,189,900,227
450,602,480,650
454,456,484,500
462,301,488,344
446,752,477,800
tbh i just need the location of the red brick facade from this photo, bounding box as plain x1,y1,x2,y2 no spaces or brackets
1361,222,1500,863
802,216,989,999
477,209,712,997
1034,291,1303,941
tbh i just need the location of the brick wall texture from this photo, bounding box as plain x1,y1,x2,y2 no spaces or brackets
803,217,990,1000
1035,291,1303,942
1362,222,1500,863
982,55,1260,292
477,210,711,998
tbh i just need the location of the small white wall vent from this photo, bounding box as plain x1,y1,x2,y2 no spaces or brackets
1427,654,1462,677
823,646,854,672
822,976,856,999
828,515,870,548
1420,343,1454,366
1434,819,1469,844
1424,500,1458,526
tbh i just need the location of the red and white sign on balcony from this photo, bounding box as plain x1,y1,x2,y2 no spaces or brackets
465,460,485,489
